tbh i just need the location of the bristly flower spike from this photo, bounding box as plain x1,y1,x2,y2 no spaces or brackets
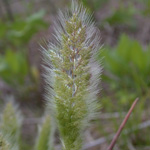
0,133,10,150
42,1,102,150
0,102,22,150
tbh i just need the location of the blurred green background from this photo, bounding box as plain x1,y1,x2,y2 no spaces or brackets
0,0,150,150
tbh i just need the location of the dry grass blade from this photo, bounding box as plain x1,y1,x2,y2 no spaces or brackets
107,98,139,150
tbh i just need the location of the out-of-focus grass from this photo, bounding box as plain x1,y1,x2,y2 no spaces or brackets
101,34,150,95
0,0,150,150
0,10,48,102
98,34,150,149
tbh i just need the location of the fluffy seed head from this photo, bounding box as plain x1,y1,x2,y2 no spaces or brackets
42,1,102,150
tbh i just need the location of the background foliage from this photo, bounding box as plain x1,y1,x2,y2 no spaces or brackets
0,0,150,150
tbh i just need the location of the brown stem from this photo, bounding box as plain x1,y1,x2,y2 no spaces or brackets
107,98,139,150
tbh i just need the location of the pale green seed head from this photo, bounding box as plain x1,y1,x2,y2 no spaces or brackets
42,1,102,150
0,102,22,150
0,133,10,150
